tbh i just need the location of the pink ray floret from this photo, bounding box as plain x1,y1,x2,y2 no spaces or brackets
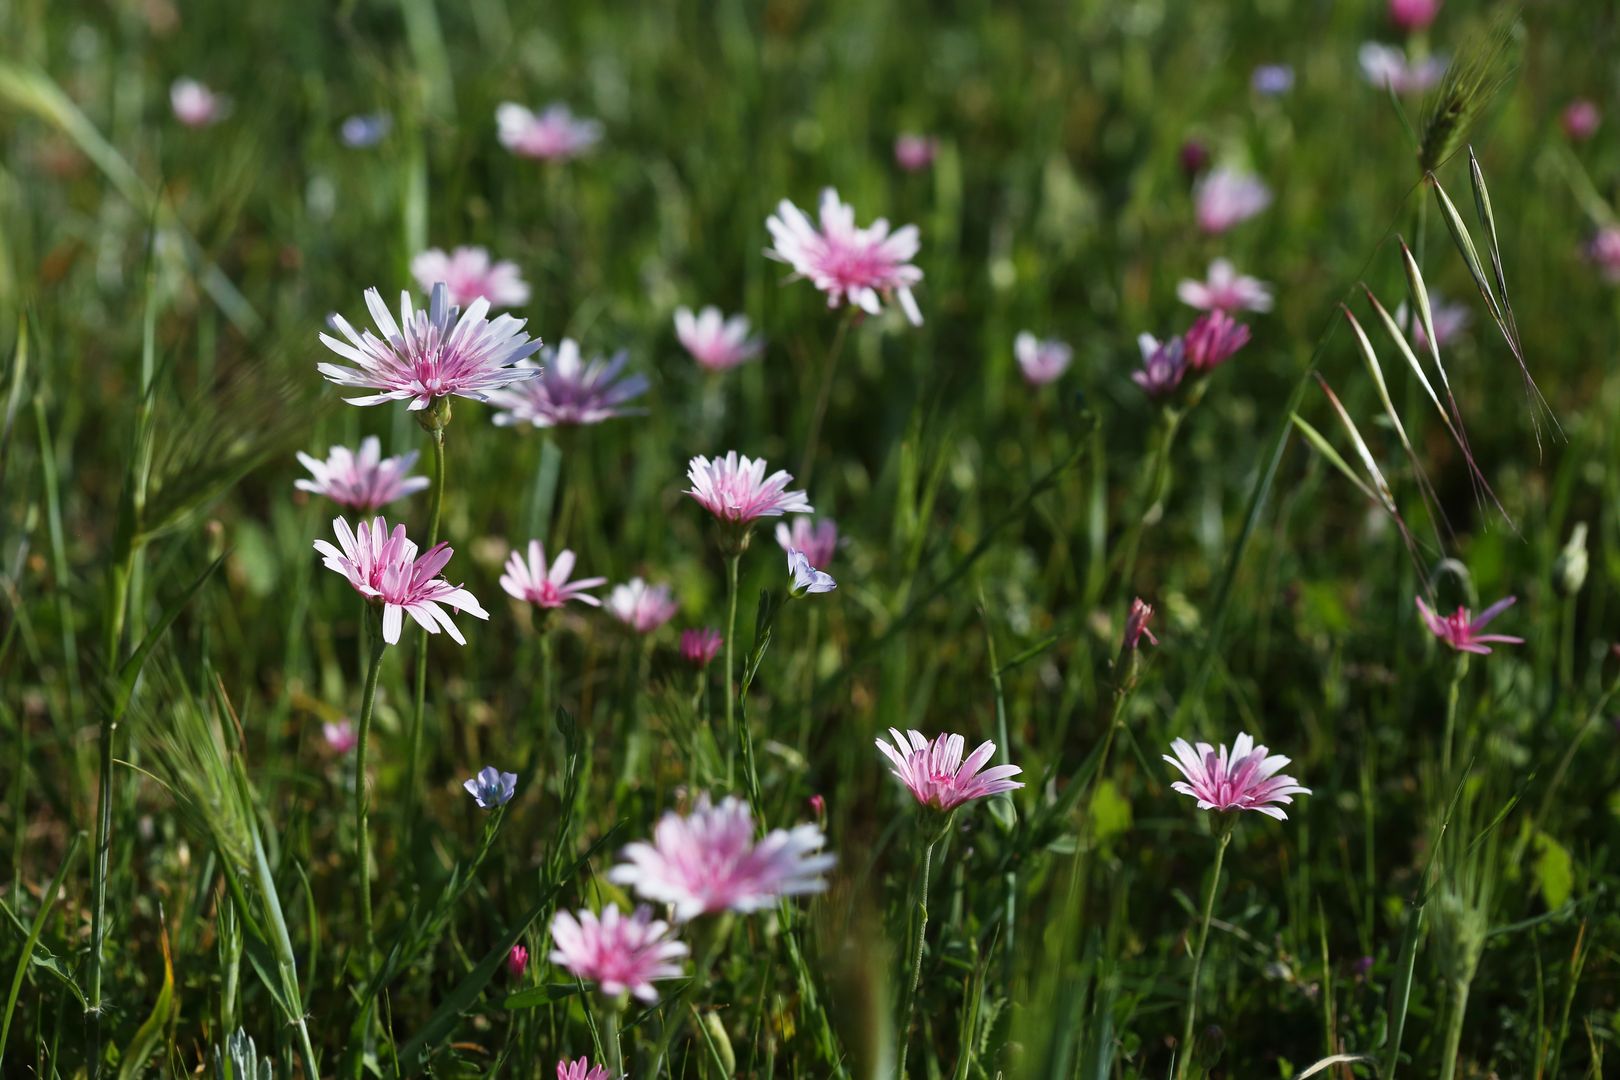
875,729,1024,812
557,1058,608,1080
295,436,429,512
675,306,764,371
1177,259,1274,314
317,283,542,411
496,102,602,161
313,516,488,645
686,452,812,525
1415,595,1524,654
548,904,688,1003
609,794,835,921
500,541,605,610
775,517,838,569
1164,733,1310,820
767,188,924,325
410,246,530,310
487,339,647,428
606,578,679,634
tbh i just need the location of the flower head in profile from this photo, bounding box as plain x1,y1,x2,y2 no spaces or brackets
894,133,939,172
548,905,688,1003
1193,168,1272,234
680,628,723,669
1359,43,1446,95
1183,311,1252,374
496,102,602,161
323,721,358,754
507,944,529,979
1124,598,1158,650
296,436,429,512
609,794,835,921
767,188,924,325
686,452,812,527
1585,227,1620,284
1164,733,1309,819
340,112,391,148
1177,259,1274,314
775,517,838,569
411,246,530,310
464,766,517,809
1251,64,1295,96
1388,0,1439,32
1416,595,1524,654
606,578,679,634
787,549,837,597
487,339,647,428
557,1058,608,1080
500,541,606,610
313,517,488,645
875,729,1024,812
1014,332,1073,386
317,284,543,412
1396,294,1471,351
1131,334,1187,399
1562,99,1602,142
675,306,764,371
171,78,226,127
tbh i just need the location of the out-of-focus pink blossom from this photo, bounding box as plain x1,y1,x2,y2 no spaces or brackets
1124,598,1158,650
487,339,646,429
775,517,838,569
1388,0,1439,32
313,517,488,645
171,78,226,127
675,306,764,371
1014,332,1073,386
1586,227,1620,283
1177,259,1274,314
894,133,938,172
767,188,924,325
809,794,826,819
323,721,358,754
410,247,530,310
548,904,688,1003
1163,733,1310,819
1131,334,1187,399
686,452,812,526
1193,168,1272,234
296,436,429,512
500,541,605,610
1416,595,1524,654
1183,311,1252,373
1359,43,1446,95
496,102,602,161
507,944,529,979
606,578,679,634
875,729,1024,812
557,1057,608,1080
1562,99,1602,142
680,628,723,668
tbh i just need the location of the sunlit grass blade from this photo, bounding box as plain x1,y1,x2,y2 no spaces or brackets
115,911,174,1080
1292,413,1379,505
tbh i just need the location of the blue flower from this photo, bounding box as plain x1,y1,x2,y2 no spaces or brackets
1251,65,1295,96
464,766,518,809
340,113,392,149
787,548,837,597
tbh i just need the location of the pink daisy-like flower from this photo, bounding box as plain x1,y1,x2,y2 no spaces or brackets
608,794,835,922
317,284,543,412
170,78,226,127
1415,595,1524,654
606,578,679,634
312,516,489,645
557,1058,608,1080
894,133,939,172
766,188,924,325
1395,294,1471,351
686,452,812,526
496,102,602,161
499,541,606,610
1132,333,1187,398
1183,311,1252,374
486,339,647,429
1177,259,1274,314
1014,332,1073,387
1193,168,1272,234
295,436,429,512
322,720,358,754
1585,227,1620,284
1359,43,1447,95
1388,0,1439,32
680,628,723,669
675,306,764,372
875,729,1025,813
1562,99,1602,142
548,905,688,1003
1164,734,1309,819
1124,598,1158,650
775,517,838,569
410,246,530,310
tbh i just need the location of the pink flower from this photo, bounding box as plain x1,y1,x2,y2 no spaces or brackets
1193,168,1272,234
295,436,429,512
894,133,938,172
317,284,543,412
1183,311,1252,374
875,729,1024,812
548,905,688,1003
313,516,489,645
606,578,679,634
1359,43,1446,95
500,541,606,609
323,720,358,754
686,452,812,525
1395,294,1471,351
1388,0,1439,32
675,306,764,371
410,246,530,310
1131,333,1187,398
507,944,529,979
1163,733,1310,820
766,188,924,325
557,1057,608,1080
1586,227,1620,284
608,794,835,921
1014,332,1073,386
170,78,226,127
496,102,602,161
1563,99,1602,142
1177,259,1274,314
775,517,838,569
680,628,723,668
1415,595,1524,654
1125,598,1158,650
808,794,826,819
487,339,646,429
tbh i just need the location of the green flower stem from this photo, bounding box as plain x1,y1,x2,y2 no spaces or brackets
603,1001,625,1078
724,551,740,783
1177,823,1233,1080
798,308,855,488
405,425,446,831
898,814,953,1079
354,611,388,973
1441,652,1468,779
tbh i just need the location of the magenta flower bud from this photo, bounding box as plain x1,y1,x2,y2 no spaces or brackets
1563,99,1602,142
507,944,529,979
1178,138,1210,179
809,794,826,819
1182,311,1252,374
894,133,938,172
1124,598,1159,651
680,628,723,669
1388,0,1439,33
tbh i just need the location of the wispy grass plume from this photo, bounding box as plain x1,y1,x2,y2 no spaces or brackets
1418,9,1519,174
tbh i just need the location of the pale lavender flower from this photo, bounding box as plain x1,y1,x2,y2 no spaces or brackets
1131,334,1187,398
1359,43,1446,95
323,721,358,754
464,765,518,809
1395,295,1471,351
557,1058,608,1080
170,78,226,127
1163,733,1310,820
410,246,530,310
787,549,837,597
1183,311,1252,374
1014,332,1073,386
1563,99,1602,142
313,516,488,645
1586,227,1620,283
1416,595,1524,654
686,452,812,525
496,102,602,161
1177,258,1274,314
500,541,606,609
680,628,723,669
340,113,391,148
609,794,835,921
1251,65,1295,96
486,339,647,428
295,436,429,512
894,133,938,172
317,284,543,412
1193,168,1272,234
775,517,838,569
606,578,679,634
875,729,1024,812
548,905,688,1003
674,306,764,371
767,188,924,325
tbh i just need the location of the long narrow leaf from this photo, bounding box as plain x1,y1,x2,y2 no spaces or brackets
1291,414,1378,505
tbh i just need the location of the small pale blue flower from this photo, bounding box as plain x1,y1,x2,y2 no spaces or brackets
341,112,392,148
464,765,518,809
787,548,837,597
1251,64,1294,96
